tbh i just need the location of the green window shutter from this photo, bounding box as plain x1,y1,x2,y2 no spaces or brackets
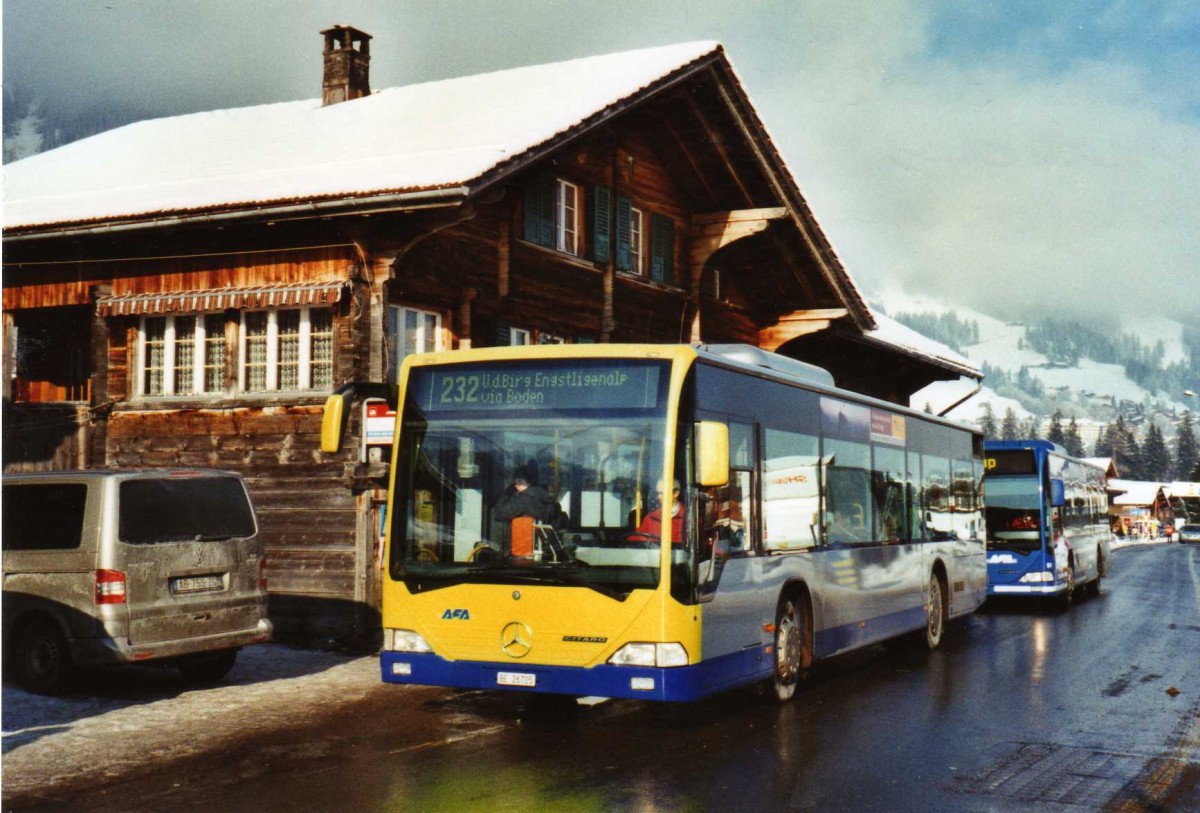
494,318,512,347
523,174,555,248
650,212,676,284
592,185,612,263
615,195,633,272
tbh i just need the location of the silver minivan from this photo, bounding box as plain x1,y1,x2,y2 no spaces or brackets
2,469,272,693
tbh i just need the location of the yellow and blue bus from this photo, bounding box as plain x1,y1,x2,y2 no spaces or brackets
331,343,987,702
983,440,1111,604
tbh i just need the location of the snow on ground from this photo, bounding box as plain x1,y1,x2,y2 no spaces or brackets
878,285,1171,417
1,644,381,800
1035,358,1158,403
909,381,1032,425
1121,314,1188,367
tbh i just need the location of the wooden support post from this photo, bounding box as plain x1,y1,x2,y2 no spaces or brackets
459,289,477,349
498,228,510,299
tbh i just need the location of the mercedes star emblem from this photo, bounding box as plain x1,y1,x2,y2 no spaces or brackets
500,621,533,658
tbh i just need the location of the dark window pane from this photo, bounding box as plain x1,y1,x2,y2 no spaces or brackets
119,477,256,545
2,484,87,550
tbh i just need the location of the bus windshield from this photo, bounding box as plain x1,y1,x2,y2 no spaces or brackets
984,476,1044,553
389,358,675,598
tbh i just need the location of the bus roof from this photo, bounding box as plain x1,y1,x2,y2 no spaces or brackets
399,342,981,438
984,439,1107,471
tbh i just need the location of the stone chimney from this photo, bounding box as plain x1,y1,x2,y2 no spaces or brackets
321,25,372,106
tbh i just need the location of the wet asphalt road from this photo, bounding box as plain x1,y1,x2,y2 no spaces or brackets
10,543,1200,812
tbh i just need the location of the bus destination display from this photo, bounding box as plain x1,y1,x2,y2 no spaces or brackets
411,361,663,412
983,450,1037,475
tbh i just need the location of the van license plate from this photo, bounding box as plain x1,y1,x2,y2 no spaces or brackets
171,575,223,594
497,671,536,687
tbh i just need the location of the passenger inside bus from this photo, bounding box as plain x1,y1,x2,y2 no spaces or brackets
492,461,567,560
493,461,559,524
638,479,685,545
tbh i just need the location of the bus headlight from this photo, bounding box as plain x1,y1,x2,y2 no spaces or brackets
385,628,433,653
608,642,688,668
1019,571,1053,583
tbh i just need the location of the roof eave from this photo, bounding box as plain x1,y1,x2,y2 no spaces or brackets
854,331,983,381
3,185,472,242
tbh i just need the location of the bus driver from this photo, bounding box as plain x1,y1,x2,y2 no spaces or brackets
639,478,685,545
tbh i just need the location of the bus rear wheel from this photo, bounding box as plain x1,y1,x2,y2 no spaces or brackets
1087,548,1103,596
771,594,806,702
923,574,945,650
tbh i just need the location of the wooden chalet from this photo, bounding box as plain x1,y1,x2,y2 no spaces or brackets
2,29,980,645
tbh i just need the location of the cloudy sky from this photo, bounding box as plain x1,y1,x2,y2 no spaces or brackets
4,0,1198,323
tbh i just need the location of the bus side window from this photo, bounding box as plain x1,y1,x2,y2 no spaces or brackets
698,421,754,594
826,467,871,544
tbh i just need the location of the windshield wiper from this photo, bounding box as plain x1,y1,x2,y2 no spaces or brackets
459,563,629,600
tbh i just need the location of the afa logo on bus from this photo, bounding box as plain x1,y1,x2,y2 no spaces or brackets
442,609,470,620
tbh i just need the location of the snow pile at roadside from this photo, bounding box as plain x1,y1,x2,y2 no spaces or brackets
1,644,381,800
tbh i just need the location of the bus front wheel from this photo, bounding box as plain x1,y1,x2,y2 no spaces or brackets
923,574,945,650
771,592,807,702
1060,561,1076,608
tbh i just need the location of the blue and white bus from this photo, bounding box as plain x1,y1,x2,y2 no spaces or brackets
983,440,1111,604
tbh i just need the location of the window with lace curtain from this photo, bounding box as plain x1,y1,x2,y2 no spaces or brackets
137,314,230,397
240,307,334,393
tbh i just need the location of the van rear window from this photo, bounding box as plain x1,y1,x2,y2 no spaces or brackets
119,477,256,545
2,483,88,551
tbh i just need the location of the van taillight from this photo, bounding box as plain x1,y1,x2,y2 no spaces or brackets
95,569,128,605
258,556,268,590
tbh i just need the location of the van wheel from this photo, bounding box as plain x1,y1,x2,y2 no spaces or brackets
771,593,806,702
924,574,945,650
177,650,238,685
14,619,71,694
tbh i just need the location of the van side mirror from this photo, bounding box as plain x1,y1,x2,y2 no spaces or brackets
695,421,729,487
1049,479,1066,507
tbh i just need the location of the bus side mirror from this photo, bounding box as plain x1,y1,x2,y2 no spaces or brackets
695,421,729,487
321,391,350,453
1049,479,1066,507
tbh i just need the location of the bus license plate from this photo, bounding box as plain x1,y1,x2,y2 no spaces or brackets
497,671,536,688
170,575,224,594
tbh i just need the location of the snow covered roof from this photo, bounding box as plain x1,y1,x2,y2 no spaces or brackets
3,41,723,231
1083,457,1119,478
862,311,982,379
1108,479,1166,505
1166,481,1200,498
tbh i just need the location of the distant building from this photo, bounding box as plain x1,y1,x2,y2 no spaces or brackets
1108,479,1171,536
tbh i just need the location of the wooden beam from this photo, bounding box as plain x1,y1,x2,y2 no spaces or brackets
769,231,820,306
758,308,849,351
682,92,756,208
693,208,787,227
687,208,787,265
657,110,721,205
687,208,788,343
497,227,510,299
458,288,477,349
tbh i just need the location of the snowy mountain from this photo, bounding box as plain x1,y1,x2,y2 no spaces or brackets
874,288,1199,453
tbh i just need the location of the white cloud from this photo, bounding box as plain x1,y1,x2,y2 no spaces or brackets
753,2,1200,321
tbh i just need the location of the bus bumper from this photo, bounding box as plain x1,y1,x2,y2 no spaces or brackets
380,650,745,702
988,584,1065,595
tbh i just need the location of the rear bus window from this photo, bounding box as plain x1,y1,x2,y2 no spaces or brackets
2,483,88,551
119,477,256,545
